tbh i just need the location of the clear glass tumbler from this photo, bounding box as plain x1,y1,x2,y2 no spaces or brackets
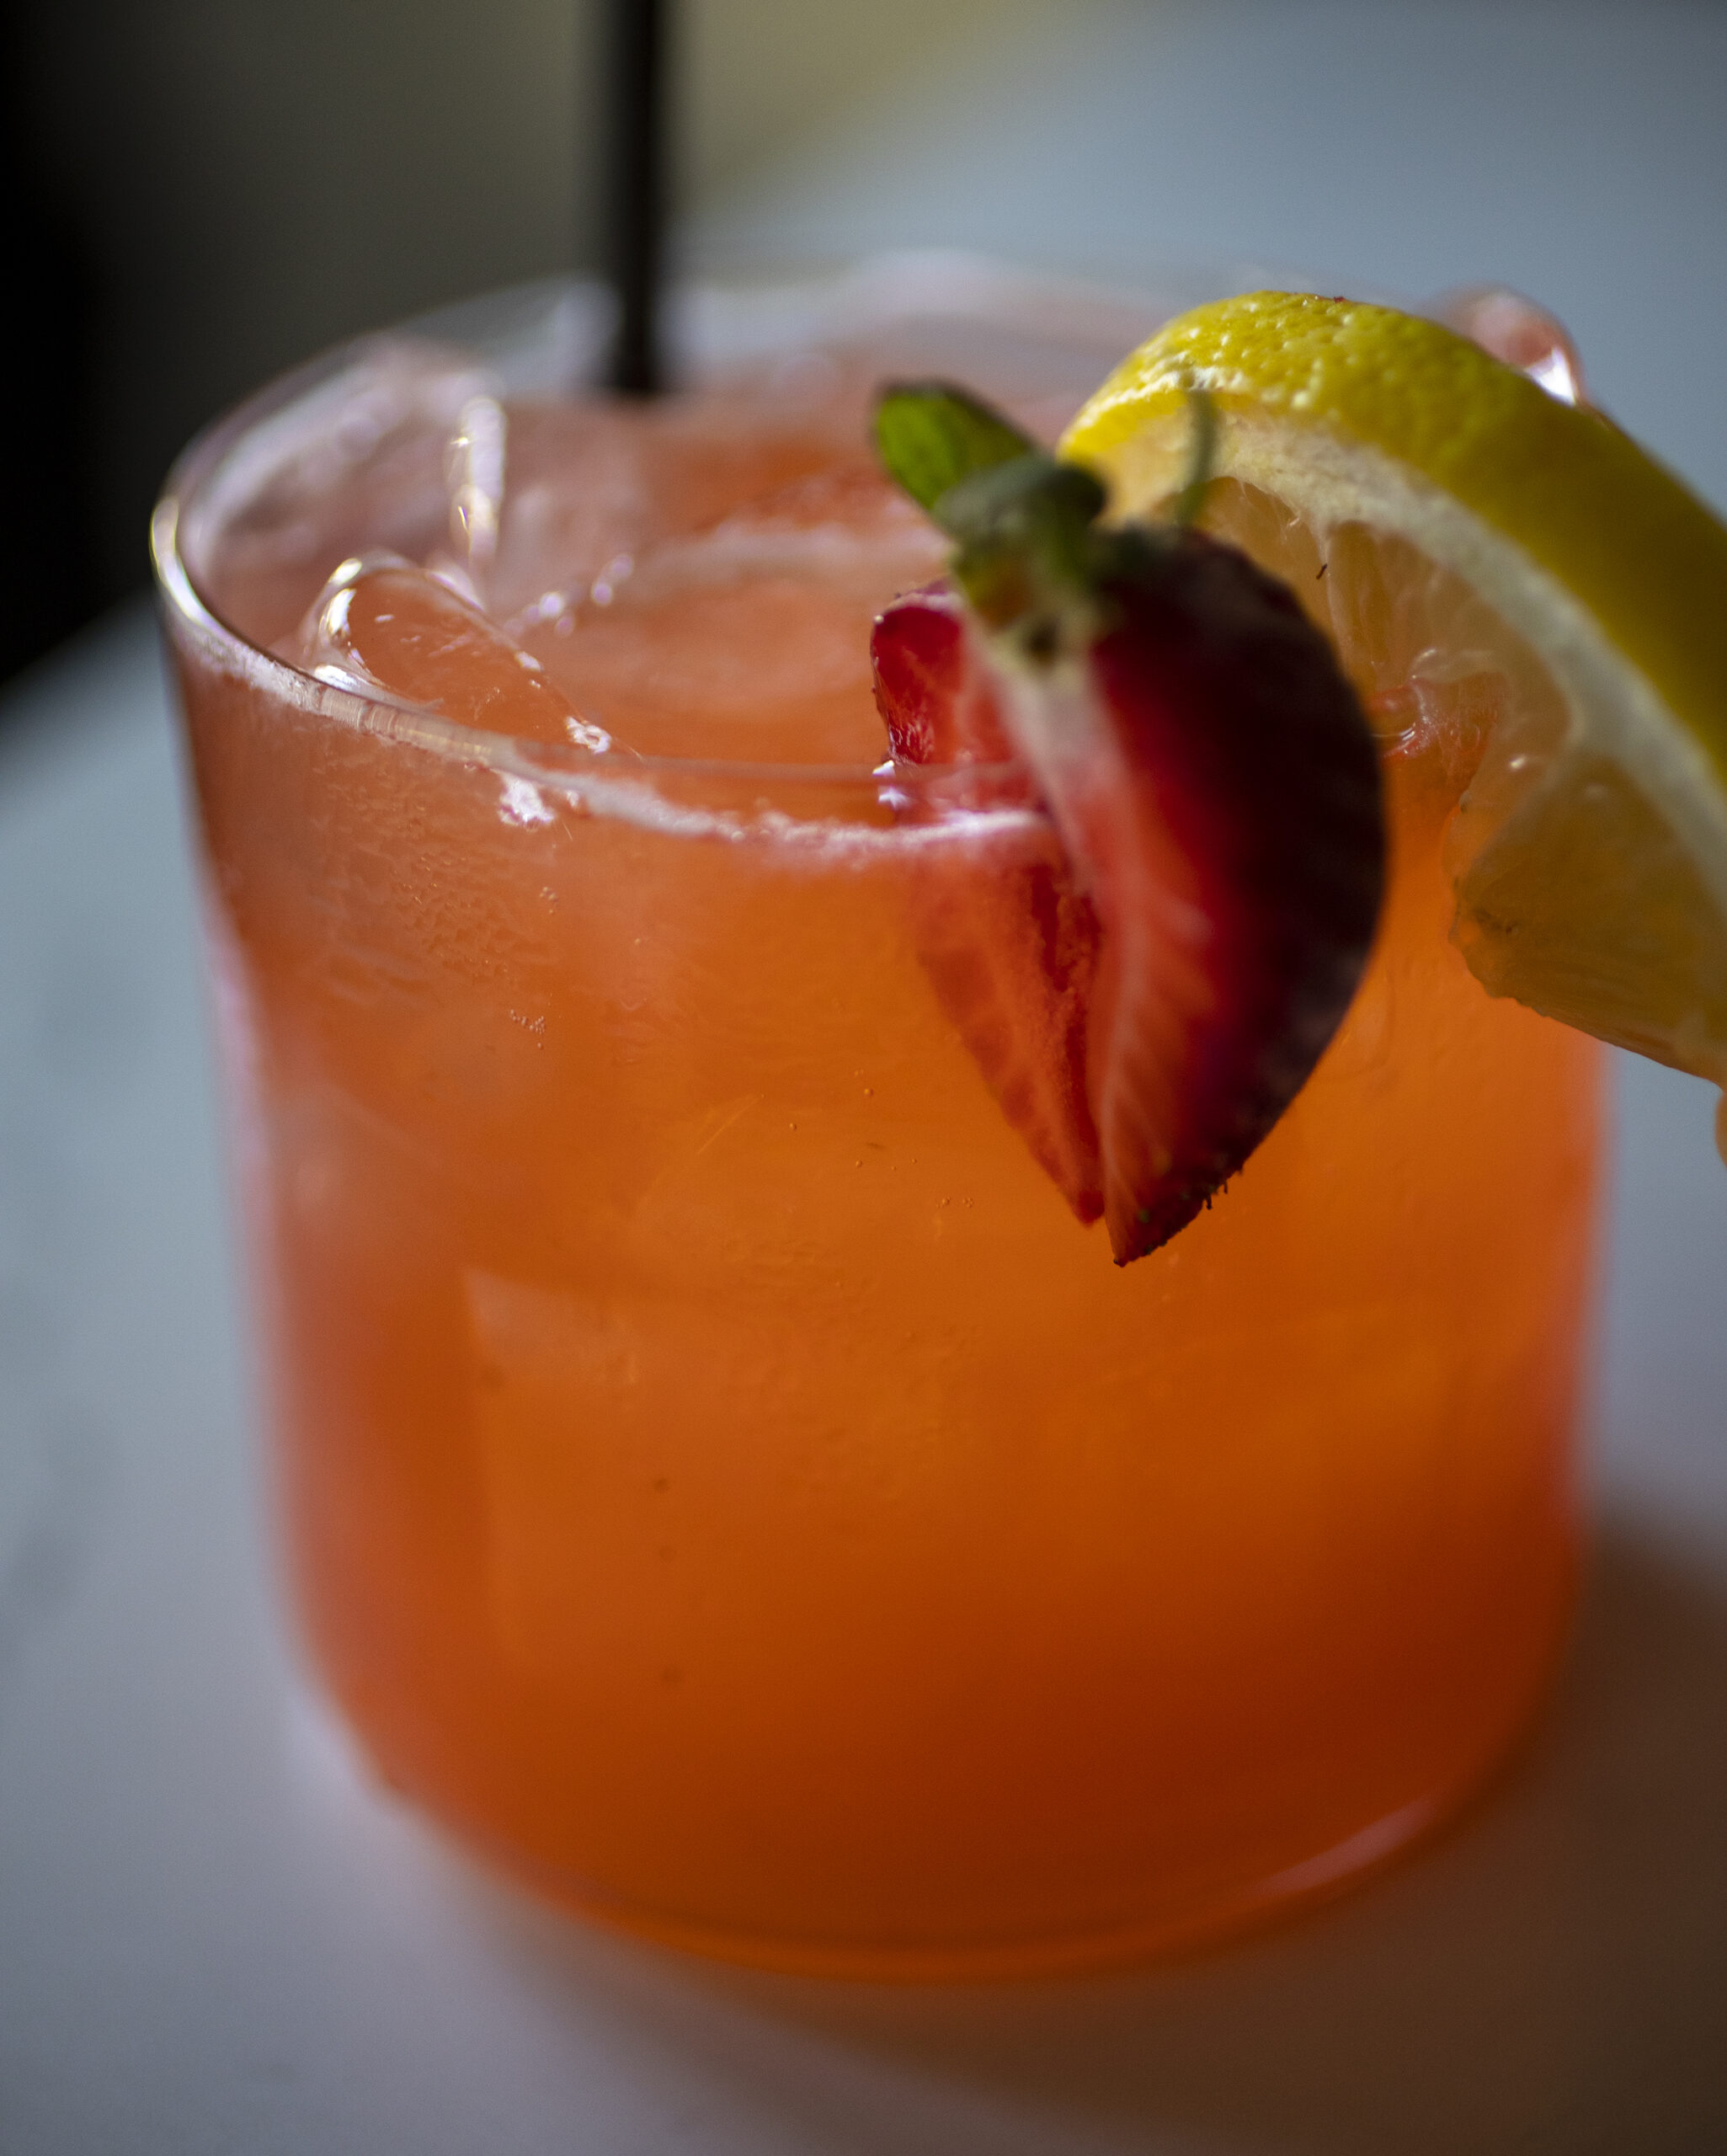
155,259,1602,1978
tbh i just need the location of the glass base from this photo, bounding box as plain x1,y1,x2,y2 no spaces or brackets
376,1672,1563,1984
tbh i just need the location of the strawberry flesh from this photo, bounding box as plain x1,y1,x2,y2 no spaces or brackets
871,581,1014,766
910,814,1106,1225
873,592,1104,1220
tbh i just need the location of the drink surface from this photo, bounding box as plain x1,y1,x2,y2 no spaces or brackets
164,278,1601,1974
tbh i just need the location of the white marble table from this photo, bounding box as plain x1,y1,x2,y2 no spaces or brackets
5,3,1727,2146
0,599,1723,2156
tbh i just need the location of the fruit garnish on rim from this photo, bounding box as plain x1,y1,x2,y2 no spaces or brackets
1064,291,1727,1134
871,382,1386,1263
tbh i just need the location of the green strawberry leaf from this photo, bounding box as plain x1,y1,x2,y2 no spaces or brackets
873,379,1194,665
873,382,1037,526
939,456,1106,638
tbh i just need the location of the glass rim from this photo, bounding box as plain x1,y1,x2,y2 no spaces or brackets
148,249,1243,806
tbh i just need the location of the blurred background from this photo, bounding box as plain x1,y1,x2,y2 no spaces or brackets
6,0,1726,688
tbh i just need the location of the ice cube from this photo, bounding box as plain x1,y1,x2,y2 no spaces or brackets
295,554,614,753
508,462,945,766
189,342,503,652
483,389,874,623
1436,286,1587,406
435,392,507,600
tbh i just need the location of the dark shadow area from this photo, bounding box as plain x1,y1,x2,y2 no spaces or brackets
0,8,99,681
3,0,602,691
477,1519,1727,2153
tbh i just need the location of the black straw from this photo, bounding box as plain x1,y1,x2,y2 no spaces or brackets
604,0,667,395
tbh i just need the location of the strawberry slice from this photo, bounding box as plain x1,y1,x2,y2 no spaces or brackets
873,383,1384,1262
871,581,1013,766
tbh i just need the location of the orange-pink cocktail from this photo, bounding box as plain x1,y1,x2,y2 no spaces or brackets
157,264,1599,1977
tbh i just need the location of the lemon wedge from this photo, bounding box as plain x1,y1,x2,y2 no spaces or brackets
1062,291,1727,1091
